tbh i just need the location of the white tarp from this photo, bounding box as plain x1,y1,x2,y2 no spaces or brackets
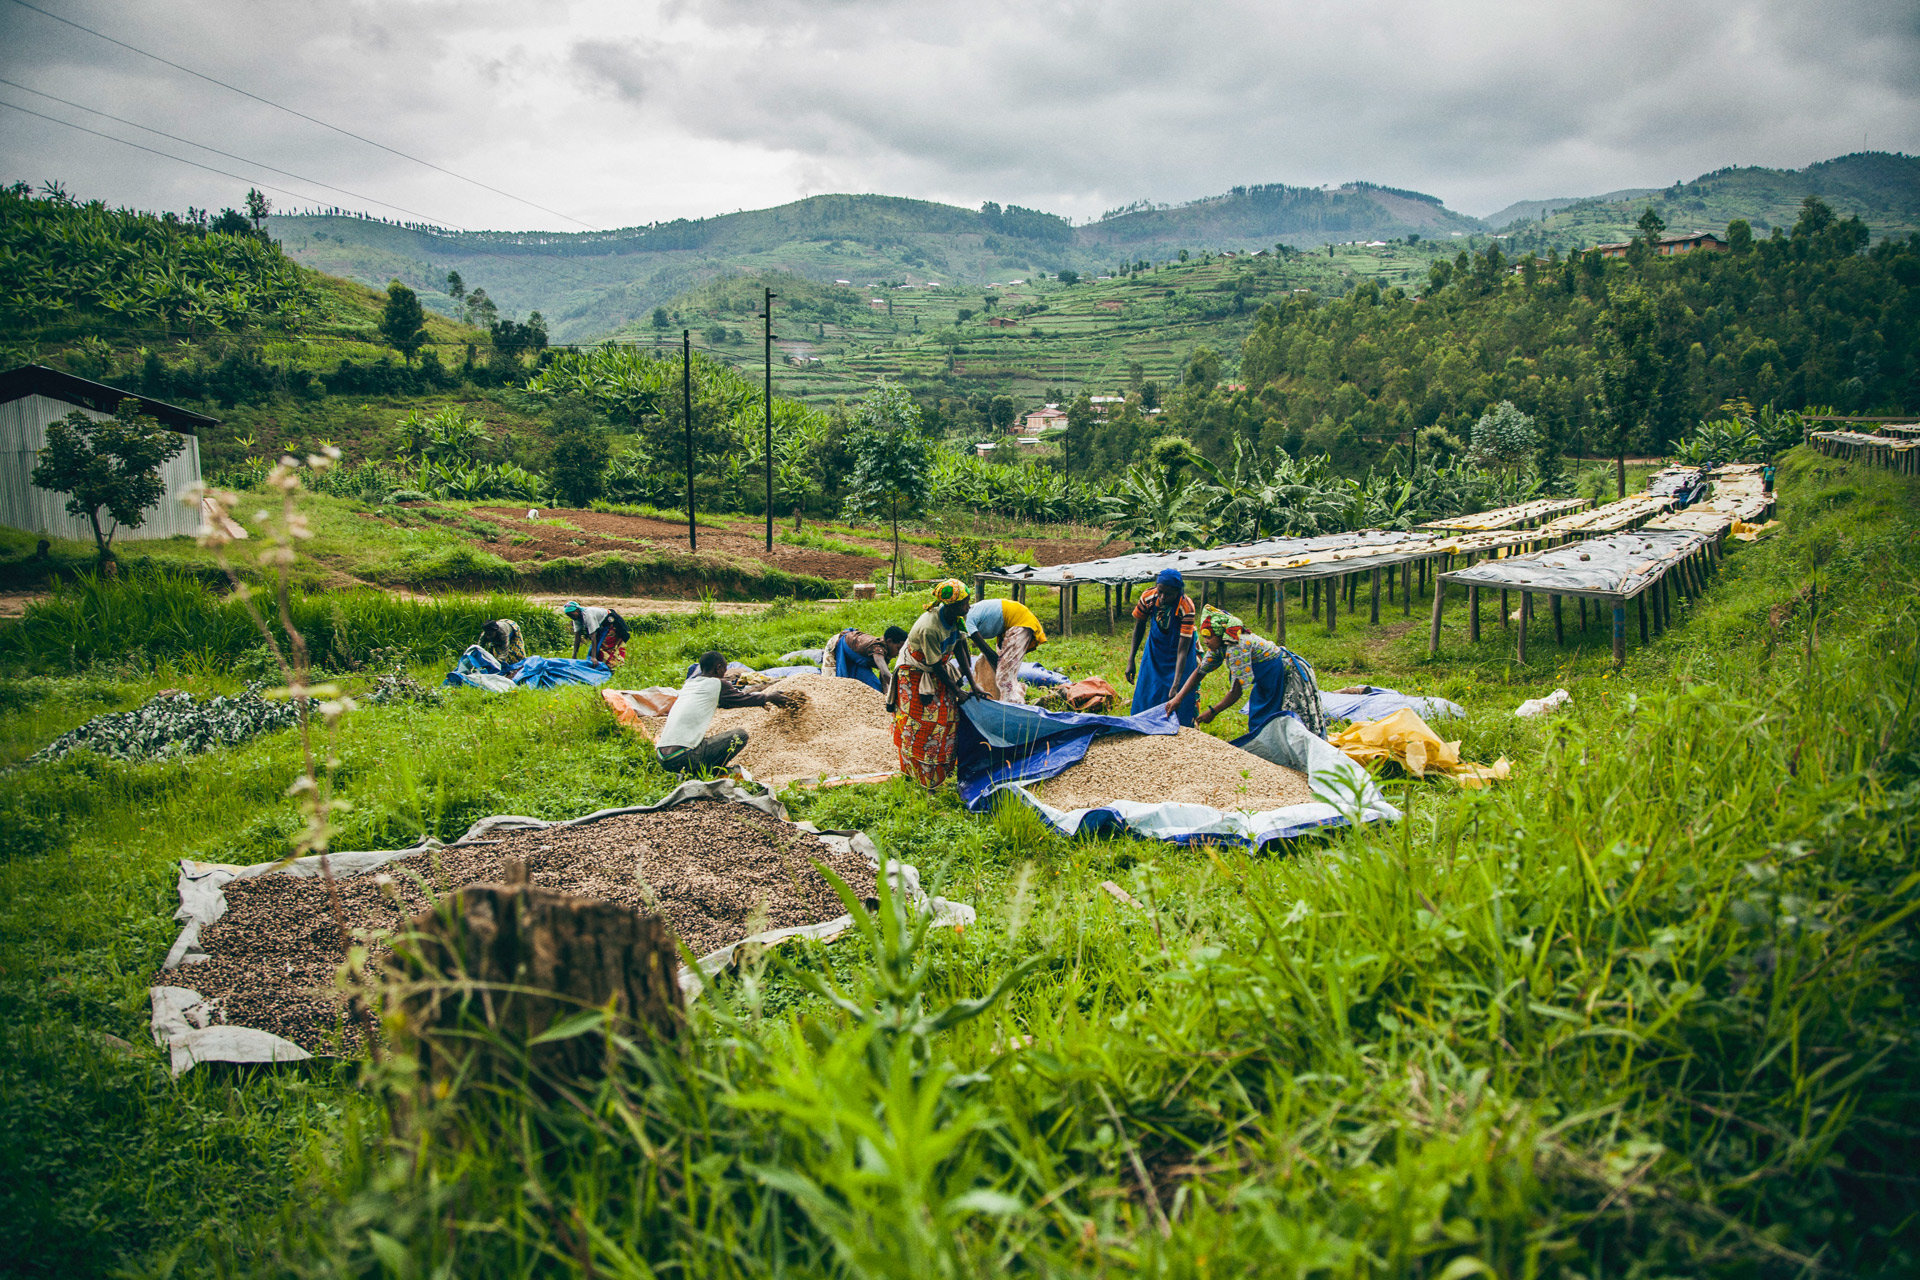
151,777,973,1074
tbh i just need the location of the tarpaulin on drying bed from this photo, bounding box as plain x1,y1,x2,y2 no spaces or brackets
1439,528,1711,599
956,700,1399,848
982,529,1436,589
151,778,972,1074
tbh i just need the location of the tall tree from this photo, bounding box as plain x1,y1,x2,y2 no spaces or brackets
1598,286,1660,497
1636,205,1666,249
245,188,271,233
30,400,186,566
842,382,931,579
445,270,466,303
380,281,428,365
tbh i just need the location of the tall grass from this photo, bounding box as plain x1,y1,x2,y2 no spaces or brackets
268,504,1920,1275
0,569,569,673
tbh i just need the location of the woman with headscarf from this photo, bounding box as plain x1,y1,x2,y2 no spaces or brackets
890,579,974,788
563,600,629,669
1167,604,1329,742
1126,568,1199,725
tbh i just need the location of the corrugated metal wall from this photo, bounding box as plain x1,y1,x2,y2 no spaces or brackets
0,394,204,542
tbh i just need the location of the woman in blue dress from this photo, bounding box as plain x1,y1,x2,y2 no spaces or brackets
1167,605,1328,743
1125,568,1199,725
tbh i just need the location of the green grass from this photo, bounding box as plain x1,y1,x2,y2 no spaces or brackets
1,446,1917,1275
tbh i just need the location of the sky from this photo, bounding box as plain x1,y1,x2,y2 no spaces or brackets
1,0,1916,232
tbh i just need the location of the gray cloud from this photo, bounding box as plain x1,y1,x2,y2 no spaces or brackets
1,0,1914,230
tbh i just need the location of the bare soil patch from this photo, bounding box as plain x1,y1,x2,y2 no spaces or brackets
173,800,875,1053
475,507,886,579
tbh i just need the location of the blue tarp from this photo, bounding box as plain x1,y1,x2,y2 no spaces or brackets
955,699,1177,810
1018,662,1071,687
444,648,611,691
1319,685,1465,723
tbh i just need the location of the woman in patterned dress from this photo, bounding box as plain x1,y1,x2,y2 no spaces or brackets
1166,605,1328,742
890,579,974,787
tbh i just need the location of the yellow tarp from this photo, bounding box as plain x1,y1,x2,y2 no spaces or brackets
1328,708,1511,789
1732,519,1780,541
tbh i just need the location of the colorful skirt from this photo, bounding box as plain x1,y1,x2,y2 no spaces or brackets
893,670,958,788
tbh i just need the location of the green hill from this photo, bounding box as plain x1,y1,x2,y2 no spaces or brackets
637,242,1445,408
1491,152,1920,258
270,153,1920,351
268,185,1486,346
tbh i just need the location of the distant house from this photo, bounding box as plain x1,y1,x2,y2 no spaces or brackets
1088,395,1125,416
869,298,887,309
1595,231,1730,259
1095,300,1124,312
834,278,852,285
0,364,212,543
1021,405,1067,435
984,315,1019,328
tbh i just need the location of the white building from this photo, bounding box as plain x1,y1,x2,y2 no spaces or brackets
0,364,212,543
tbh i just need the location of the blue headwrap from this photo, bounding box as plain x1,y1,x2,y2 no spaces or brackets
1155,568,1184,595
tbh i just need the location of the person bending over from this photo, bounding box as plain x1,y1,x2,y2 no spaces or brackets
477,618,525,666
656,650,795,774
563,600,629,668
829,625,908,692
962,596,1047,703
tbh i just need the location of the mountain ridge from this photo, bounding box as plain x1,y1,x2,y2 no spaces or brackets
268,151,1919,344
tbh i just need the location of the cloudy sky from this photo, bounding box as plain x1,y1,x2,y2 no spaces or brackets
2,0,1915,231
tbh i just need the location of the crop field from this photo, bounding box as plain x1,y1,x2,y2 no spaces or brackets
1,446,1916,1276
630,245,1448,407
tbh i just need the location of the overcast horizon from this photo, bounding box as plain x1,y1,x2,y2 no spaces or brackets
2,0,1915,234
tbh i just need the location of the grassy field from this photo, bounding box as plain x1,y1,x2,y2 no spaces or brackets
1,446,1916,1276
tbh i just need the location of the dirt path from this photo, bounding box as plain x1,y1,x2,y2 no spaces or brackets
0,591,45,618
471,507,888,580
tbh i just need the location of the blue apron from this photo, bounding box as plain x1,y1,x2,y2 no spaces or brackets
1240,651,1289,740
1131,615,1199,726
831,629,885,692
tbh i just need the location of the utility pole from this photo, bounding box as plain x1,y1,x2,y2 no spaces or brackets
683,330,695,551
763,285,776,553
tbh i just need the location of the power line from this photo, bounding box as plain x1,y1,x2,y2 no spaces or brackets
6,0,599,229
0,76,470,229
0,98,341,210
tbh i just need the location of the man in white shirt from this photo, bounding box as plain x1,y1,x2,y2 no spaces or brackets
657,650,794,774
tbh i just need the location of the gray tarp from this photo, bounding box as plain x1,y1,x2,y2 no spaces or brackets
1439,528,1711,598
151,777,973,1074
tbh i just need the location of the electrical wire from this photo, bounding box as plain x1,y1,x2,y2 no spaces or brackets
1,98,340,210
6,0,600,229
0,76,470,229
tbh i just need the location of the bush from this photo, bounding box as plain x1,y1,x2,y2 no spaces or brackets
549,427,609,507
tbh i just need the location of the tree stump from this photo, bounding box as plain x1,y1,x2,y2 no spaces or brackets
390,867,682,1090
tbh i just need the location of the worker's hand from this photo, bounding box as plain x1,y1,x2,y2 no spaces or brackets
1125,661,1136,682
1196,707,1216,725
1163,698,1180,718
771,692,797,708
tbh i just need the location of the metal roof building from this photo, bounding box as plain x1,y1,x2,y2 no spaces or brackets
0,364,214,543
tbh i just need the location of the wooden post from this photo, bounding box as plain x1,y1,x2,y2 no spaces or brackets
1311,580,1321,620
1612,601,1626,668
1469,585,1480,641
1501,589,1511,631
1552,594,1564,645
1638,593,1649,642
1579,597,1587,632
1275,584,1287,645
1517,592,1529,664
1326,575,1338,635
1105,585,1114,634
1404,558,1414,616
1427,574,1445,653
1370,567,1381,625
972,574,985,603
392,876,683,1091
1058,584,1070,638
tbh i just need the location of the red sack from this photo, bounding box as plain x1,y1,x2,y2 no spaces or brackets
1059,677,1116,713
